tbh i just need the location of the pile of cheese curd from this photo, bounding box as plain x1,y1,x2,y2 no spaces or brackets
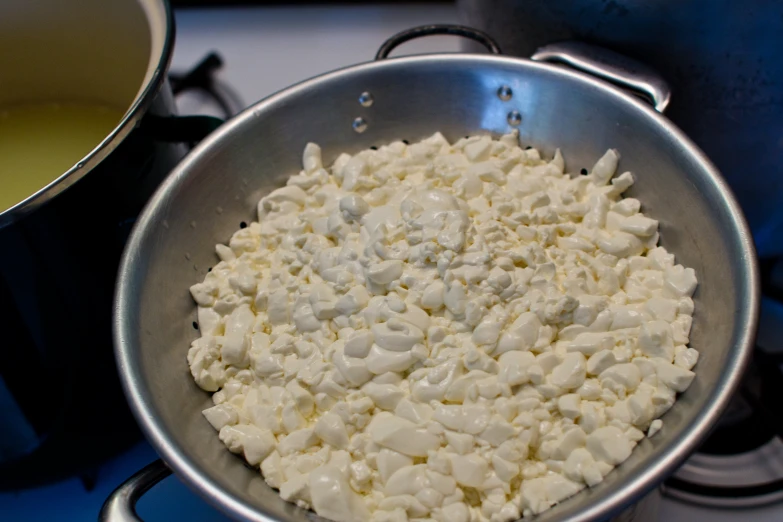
188,131,698,522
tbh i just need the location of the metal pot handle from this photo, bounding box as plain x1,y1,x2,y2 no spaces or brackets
531,42,671,113
99,459,172,522
376,24,502,60
140,114,224,143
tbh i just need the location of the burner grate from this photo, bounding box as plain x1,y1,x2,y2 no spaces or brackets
664,270,783,507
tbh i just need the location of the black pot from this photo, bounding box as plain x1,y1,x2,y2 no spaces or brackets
0,0,220,487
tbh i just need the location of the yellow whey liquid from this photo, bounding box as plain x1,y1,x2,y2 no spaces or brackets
0,102,124,212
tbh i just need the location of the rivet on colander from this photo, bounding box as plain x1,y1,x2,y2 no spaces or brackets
497,85,513,101
359,92,374,107
507,110,522,126
352,117,368,133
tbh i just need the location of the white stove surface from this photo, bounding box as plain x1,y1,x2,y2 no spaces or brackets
138,4,783,522
171,4,464,117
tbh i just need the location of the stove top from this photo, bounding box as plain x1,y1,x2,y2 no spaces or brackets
2,4,782,521
662,259,783,510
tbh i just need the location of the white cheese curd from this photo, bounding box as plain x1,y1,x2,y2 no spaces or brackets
188,131,698,521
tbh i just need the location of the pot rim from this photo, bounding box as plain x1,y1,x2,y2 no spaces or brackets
115,52,759,522
0,0,176,229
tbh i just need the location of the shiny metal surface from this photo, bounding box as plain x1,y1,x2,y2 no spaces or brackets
115,52,758,521
497,85,513,101
457,0,783,258
358,92,374,108
531,42,671,113
375,24,501,60
506,110,522,126
613,489,660,522
100,460,172,522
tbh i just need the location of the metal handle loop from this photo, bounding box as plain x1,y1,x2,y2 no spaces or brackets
140,114,224,143
531,42,671,113
376,24,502,60
99,459,172,522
